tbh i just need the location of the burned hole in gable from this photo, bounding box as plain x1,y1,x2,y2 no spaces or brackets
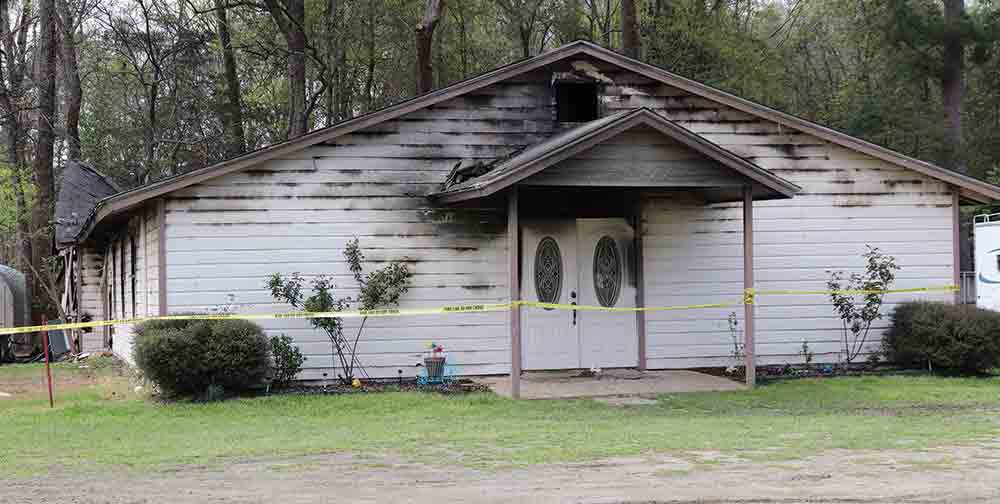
555,82,598,123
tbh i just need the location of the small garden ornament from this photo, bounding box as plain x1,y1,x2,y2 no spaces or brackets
424,342,446,381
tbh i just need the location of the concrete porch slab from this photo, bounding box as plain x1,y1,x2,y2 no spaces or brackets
478,369,745,399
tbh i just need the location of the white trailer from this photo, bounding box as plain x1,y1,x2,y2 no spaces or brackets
974,213,1000,310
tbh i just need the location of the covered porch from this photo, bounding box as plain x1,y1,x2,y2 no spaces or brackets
432,108,799,398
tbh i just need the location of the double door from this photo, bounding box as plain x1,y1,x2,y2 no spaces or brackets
520,218,637,370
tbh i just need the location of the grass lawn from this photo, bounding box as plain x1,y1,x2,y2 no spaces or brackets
2,363,1000,476
0,358,110,380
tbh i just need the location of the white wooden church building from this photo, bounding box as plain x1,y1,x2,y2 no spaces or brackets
58,41,1000,394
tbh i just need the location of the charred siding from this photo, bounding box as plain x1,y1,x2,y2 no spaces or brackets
607,71,955,369
160,86,542,379
100,206,160,360
77,246,106,352
94,57,957,376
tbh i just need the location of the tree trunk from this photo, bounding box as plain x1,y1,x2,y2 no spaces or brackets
453,2,468,77
144,82,158,184
941,0,966,173
621,0,639,58
263,0,308,138
364,0,376,111
286,0,307,137
324,0,338,125
0,0,33,306
415,0,445,94
336,46,351,116
602,0,611,47
56,0,81,160
33,0,58,317
519,24,532,58
213,0,246,156
5,130,31,309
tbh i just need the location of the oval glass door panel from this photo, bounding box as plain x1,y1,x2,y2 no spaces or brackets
593,236,621,307
534,237,563,303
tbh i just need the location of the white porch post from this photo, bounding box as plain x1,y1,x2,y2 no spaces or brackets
157,198,168,316
743,185,756,387
634,195,647,371
508,187,521,399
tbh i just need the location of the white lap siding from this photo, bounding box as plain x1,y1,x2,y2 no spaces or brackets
642,149,955,368
158,82,556,380
164,158,509,379
93,58,962,374
103,206,159,362
143,204,161,318
77,246,106,352
564,65,959,367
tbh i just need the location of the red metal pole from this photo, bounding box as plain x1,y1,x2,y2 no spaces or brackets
42,319,54,408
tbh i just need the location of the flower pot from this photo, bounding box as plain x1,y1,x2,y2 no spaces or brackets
424,356,446,380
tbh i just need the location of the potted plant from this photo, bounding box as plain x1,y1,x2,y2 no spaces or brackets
424,342,446,380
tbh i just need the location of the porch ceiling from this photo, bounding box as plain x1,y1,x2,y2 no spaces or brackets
430,108,800,204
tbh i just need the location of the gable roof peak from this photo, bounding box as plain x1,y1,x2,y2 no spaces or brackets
434,106,800,203
72,39,1000,244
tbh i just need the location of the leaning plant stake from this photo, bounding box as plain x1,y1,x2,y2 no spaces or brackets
725,311,744,376
267,239,410,385
799,340,814,366
827,245,900,364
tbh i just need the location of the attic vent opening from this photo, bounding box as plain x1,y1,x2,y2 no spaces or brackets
556,82,598,122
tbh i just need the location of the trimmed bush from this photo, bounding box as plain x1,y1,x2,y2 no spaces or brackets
133,318,272,397
883,301,1000,374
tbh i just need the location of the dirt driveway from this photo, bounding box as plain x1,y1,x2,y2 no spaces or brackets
0,357,119,400
7,443,1000,503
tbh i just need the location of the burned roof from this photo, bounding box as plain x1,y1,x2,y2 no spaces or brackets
432,108,801,203
55,161,119,247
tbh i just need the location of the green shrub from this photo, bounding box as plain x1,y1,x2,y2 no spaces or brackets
133,318,272,397
883,301,1000,374
270,334,306,386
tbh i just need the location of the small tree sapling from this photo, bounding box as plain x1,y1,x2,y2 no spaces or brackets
267,239,410,384
827,245,900,364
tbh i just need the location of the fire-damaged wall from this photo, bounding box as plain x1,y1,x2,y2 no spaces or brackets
153,77,561,378
160,156,510,378
93,205,161,359
629,85,955,367
88,52,960,376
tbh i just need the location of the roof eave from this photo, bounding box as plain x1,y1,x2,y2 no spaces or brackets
78,39,998,241
573,42,996,203
73,43,605,242
432,186,494,204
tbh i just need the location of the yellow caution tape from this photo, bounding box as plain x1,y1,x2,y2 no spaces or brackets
755,285,959,296
0,285,959,336
515,300,745,312
0,303,513,336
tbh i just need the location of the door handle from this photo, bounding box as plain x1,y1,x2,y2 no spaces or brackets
570,291,577,325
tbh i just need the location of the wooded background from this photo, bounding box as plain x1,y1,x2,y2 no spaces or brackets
1,0,999,318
